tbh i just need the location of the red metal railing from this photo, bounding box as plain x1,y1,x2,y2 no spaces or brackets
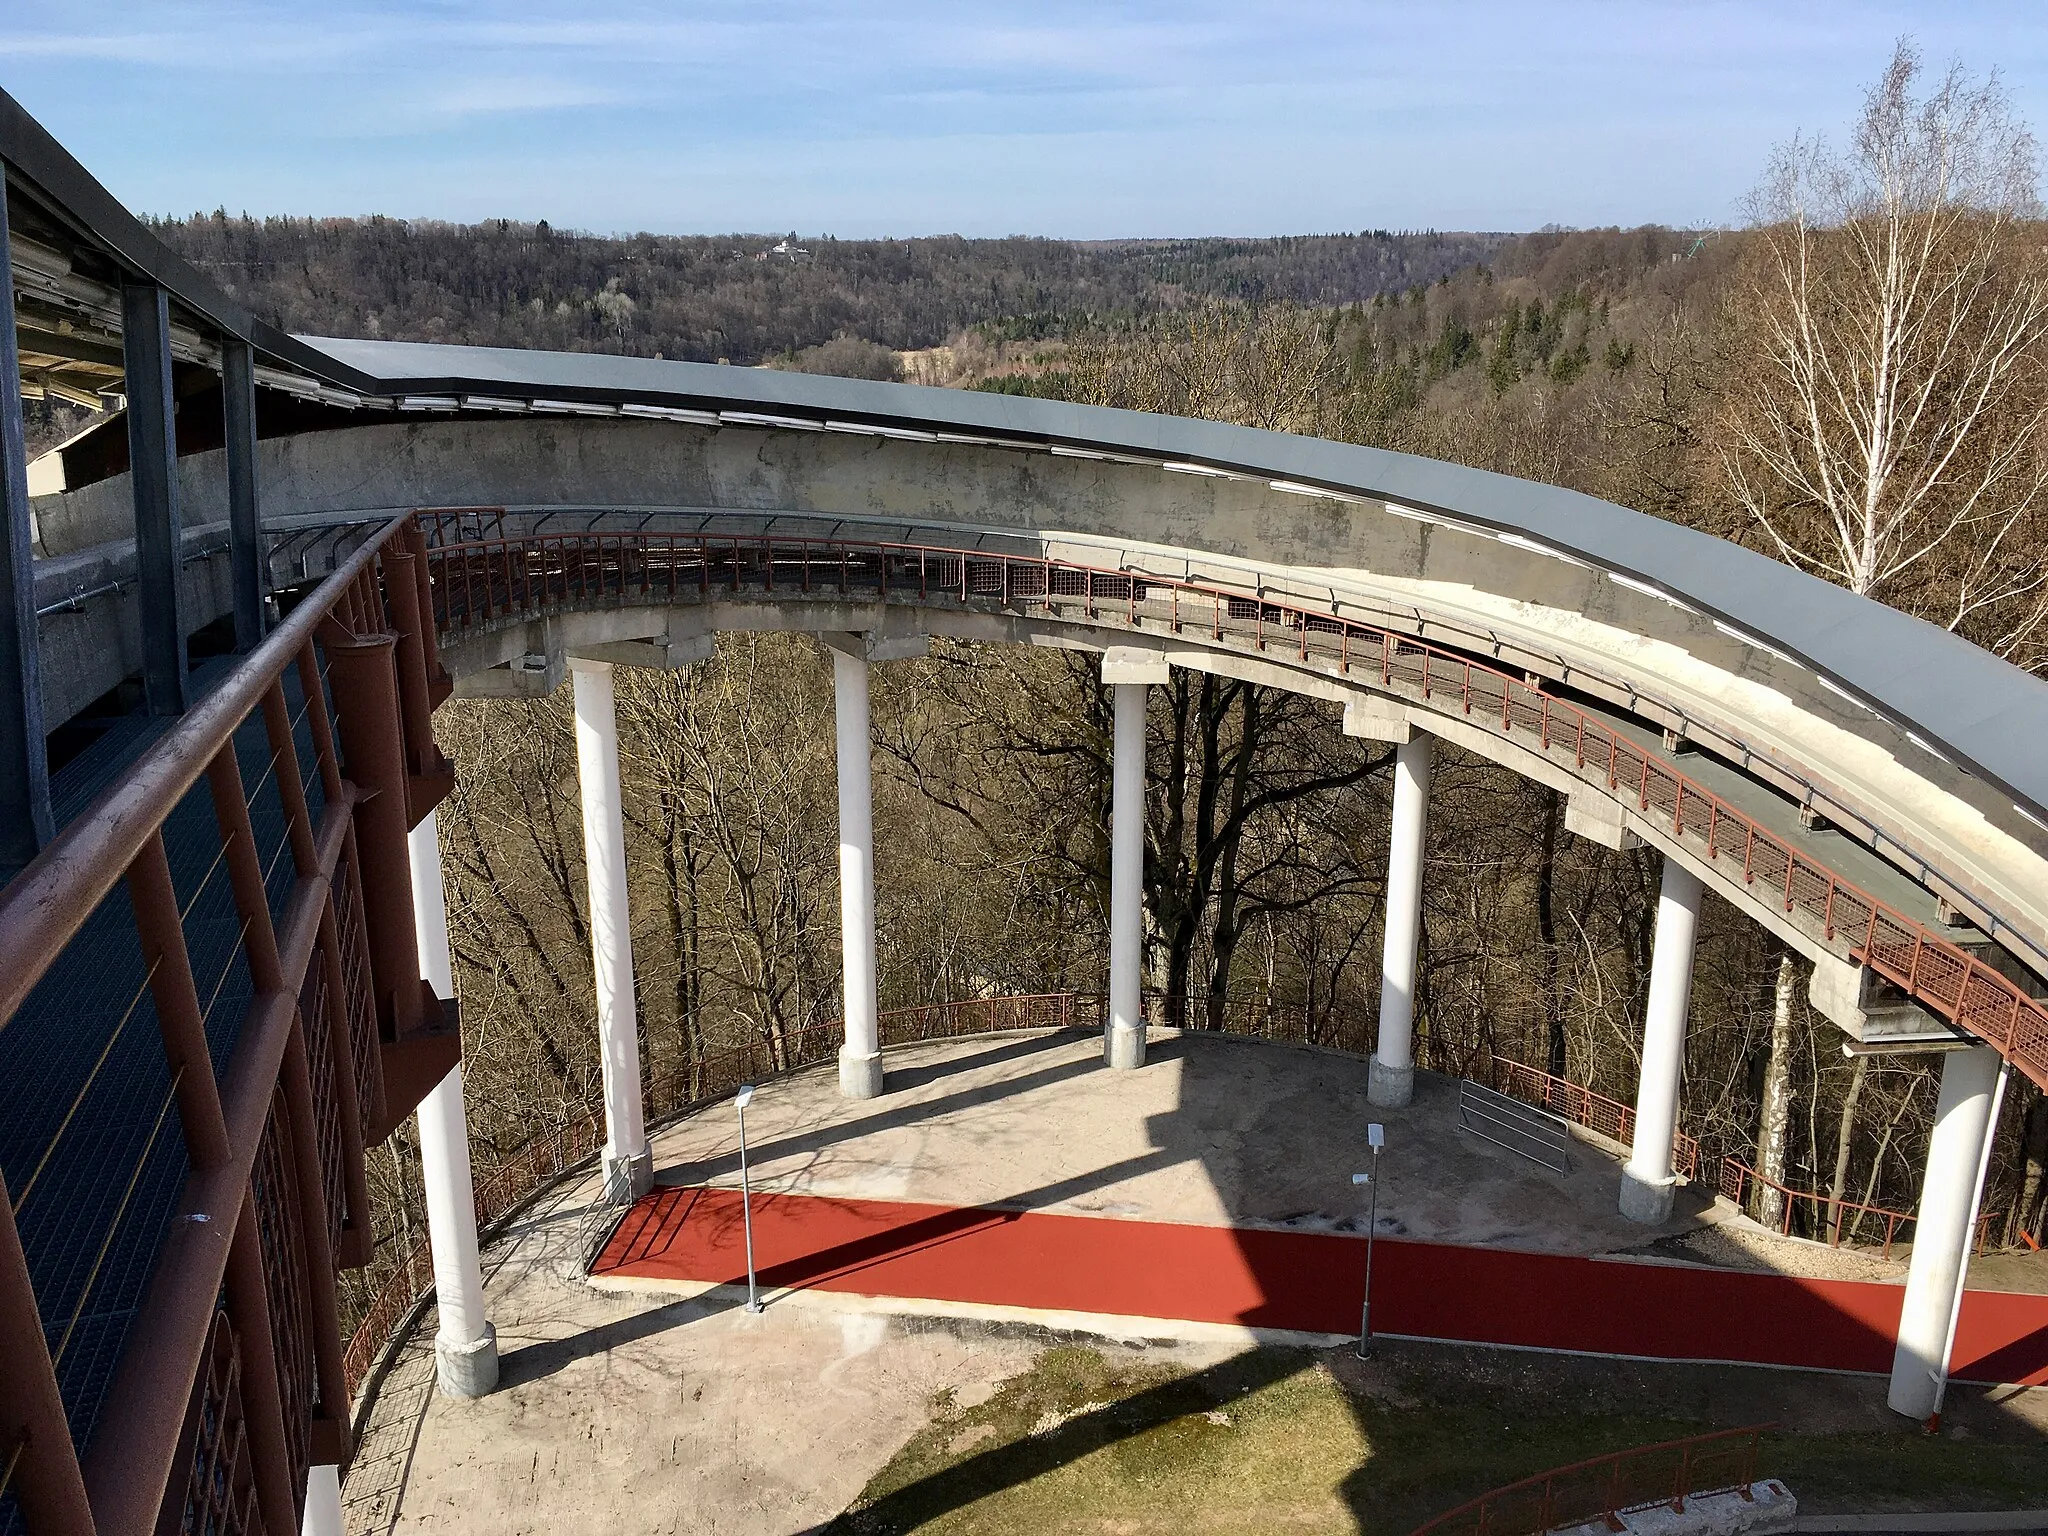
1715,1158,1998,1260
1407,1424,1772,1536
1490,1058,1701,1181
415,519,2048,1096
1488,1059,2005,1257
0,514,449,1536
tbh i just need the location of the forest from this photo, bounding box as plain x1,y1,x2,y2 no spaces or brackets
258,46,2048,1323
150,215,1503,367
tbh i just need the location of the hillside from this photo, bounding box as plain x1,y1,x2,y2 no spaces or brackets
149,214,1511,364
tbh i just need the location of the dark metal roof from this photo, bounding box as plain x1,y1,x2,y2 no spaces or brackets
301,335,2048,831
0,88,377,390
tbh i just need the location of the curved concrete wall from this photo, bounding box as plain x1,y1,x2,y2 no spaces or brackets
31,402,2048,1022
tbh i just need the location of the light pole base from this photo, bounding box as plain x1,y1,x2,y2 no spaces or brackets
1366,1057,1413,1108
839,1045,884,1099
435,1321,499,1398
1619,1165,1676,1225
603,1147,653,1204
1105,1023,1146,1070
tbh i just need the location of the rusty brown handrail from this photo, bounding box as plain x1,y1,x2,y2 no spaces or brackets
0,518,402,1028
1407,1424,1773,1536
419,521,2048,1094
0,512,450,1536
1716,1157,2000,1259
1491,1058,1702,1180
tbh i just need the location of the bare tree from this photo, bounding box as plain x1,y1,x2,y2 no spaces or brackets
1721,41,2048,649
1722,40,2048,1219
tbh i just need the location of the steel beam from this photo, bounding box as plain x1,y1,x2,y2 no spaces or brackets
222,336,264,651
121,279,187,714
0,176,53,863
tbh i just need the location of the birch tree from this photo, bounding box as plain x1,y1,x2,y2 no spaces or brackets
1722,41,2048,649
1724,41,2048,1220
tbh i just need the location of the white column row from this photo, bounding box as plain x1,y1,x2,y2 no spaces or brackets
1356,713,2001,1422
541,645,2008,1433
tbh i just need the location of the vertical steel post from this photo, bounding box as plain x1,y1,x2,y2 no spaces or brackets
737,1088,762,1314
224,1190,297,1536
323,631,425,1039
122,280,189,714
222,336,265,652
0,178,53,863
0,1178,94,1535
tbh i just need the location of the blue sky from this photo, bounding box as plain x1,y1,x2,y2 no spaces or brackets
3,2,2044,238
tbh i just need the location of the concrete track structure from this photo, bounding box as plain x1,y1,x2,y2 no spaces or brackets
2,83,2048,1536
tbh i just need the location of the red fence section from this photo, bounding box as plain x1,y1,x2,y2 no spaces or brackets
417,519,2048,1096
1407,1425,1772,1536
1489,1058,1701,1180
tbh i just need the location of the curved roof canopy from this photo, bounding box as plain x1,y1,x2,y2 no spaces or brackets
303,335,2048,832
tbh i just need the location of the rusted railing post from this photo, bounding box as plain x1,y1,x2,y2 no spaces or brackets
322,630,427,1040
382,547,437,781
224,1190,297,1536
130,833,232,1171
206,745,352,1464
0,1170,95,1535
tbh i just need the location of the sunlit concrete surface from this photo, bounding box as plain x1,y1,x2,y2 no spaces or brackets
640,1031,1713,1258
342,1169,1058,1536
340,1160,1249,1536
343,1033,2048,1534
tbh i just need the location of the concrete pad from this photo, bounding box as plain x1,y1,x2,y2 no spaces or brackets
644,1030,1704,1257
342,1166,1242,1536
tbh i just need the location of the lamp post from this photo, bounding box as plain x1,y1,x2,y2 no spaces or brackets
735,1084,763,1314
1352,1122,1385,1360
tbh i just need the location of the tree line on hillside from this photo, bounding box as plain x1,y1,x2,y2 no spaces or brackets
335,45,2048,1330
148,215,1507,367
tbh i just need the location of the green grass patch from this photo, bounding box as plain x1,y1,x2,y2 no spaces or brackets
830,1340,2048,1535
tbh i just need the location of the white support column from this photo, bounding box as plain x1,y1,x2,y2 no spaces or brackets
832,644,884,1098
405,809,498,1397
1370,731,1433,1107
1889,1044,2003,1419
570,657,652,1200
1620,857,1703,1224
300,1462,344,1536
1107,681,1148,1070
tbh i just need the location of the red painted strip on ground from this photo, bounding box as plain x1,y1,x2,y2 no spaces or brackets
593,1186,2048,1386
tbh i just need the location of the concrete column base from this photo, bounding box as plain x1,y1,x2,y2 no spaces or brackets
1366,1056,1413,1108
302,1462,344,1536
1105,1024,1146,1070
602,1147,653,1204
435,1320,499,1398
839,1045,884,1099
1619,1165,1676,1225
